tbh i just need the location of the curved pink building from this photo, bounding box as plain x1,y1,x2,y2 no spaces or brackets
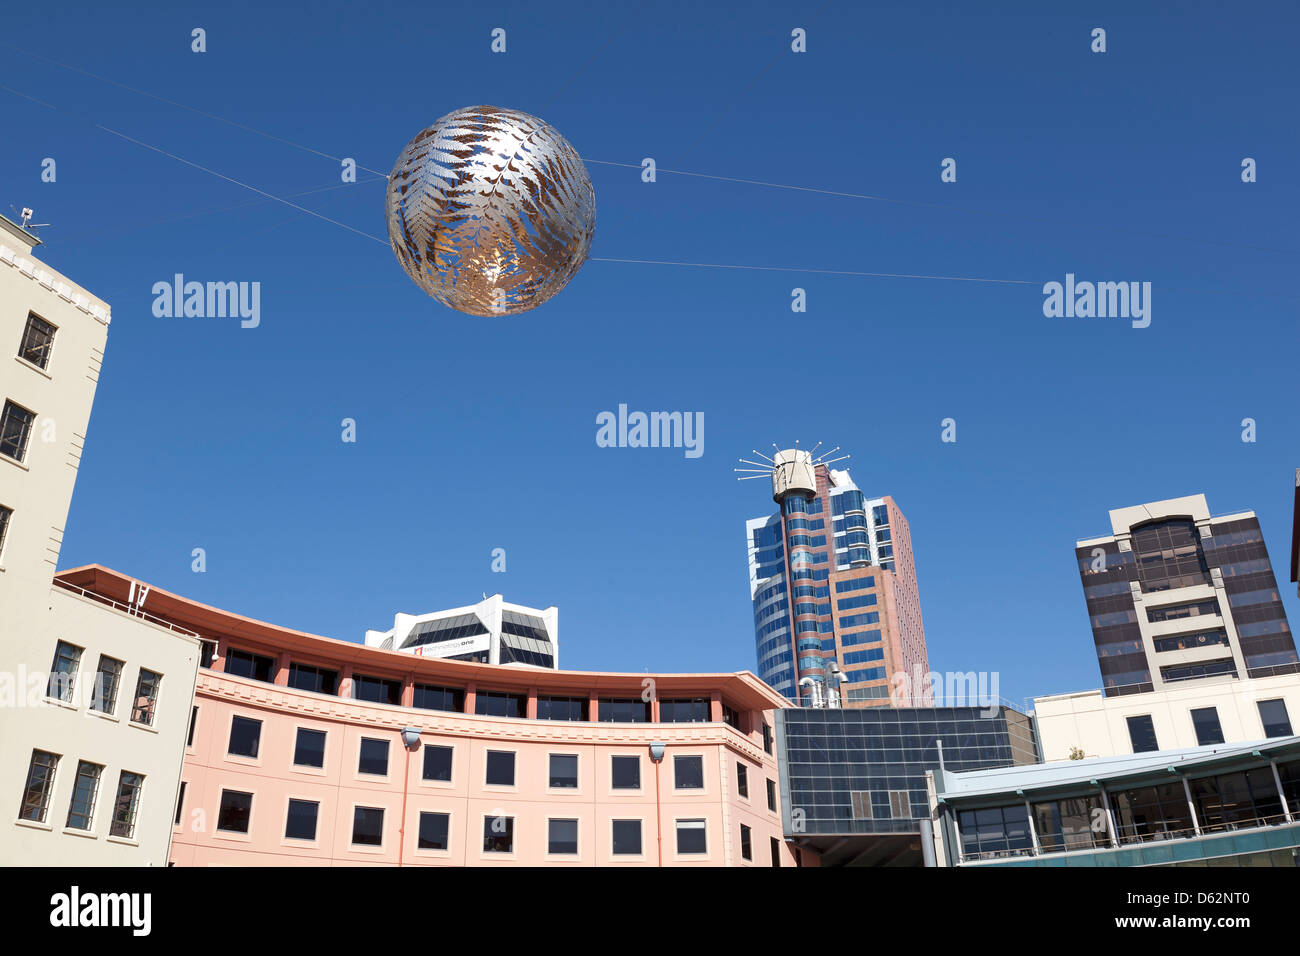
57,567,808,867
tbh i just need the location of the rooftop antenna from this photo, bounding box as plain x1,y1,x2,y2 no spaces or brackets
10,206,50,232
735,441,851,481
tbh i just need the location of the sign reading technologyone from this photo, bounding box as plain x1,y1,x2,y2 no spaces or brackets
411,635,490,657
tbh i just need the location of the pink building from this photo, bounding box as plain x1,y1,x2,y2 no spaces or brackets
56,566,810,867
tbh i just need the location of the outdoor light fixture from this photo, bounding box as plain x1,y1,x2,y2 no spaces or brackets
649,742,666,763
400,727,421,749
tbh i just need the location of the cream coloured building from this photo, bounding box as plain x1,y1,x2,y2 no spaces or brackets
1033,672,1300,762
0,213,200,865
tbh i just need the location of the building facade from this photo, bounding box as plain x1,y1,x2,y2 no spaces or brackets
1034,673,1300,761
1076,494,1297,697
928,737,1300,867
745,448,930,707
365,594,558,668
54,565,800,867
1291,468,1298,599
776,705,1037,865
1,214,201,865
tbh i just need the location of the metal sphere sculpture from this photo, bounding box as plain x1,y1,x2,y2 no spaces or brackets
386,105,596,316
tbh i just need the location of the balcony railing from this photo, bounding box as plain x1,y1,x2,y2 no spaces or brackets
52,579,200,638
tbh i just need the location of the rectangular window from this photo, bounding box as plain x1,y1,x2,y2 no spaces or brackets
351,806,384,846
549,753,578,789
1191,707,1225,746
294,728,326,768
0,504,11,558
351,673,401,706
217,790,253,833
19,750,59,823
660,698,710,723
422,745,453,782
889,790,911,819
19,313,57,369
286,663,338,696
46,641,82,703
536,696,588,721
483,815,514,853
767,778,777,812
612,819,642,855
1126,715,1159,753
770,836,781,867
598,697,650,722
548,818,579,855
418,812,450,850
358,737,390,776
223,648,276,683
674,754,704,790
762,722,773,755
187,707,198,747
227,715,262,759
174,781,186,826
485,750,515,787
91,655,124,714
1258,699,1293,738
675,819,708,855
66,761,103,831
412,683,463,713
740,824,753,861
0,400,36,463
131,669,162,726
611,755,640,790
285,799,319,841
736,763,748,798
474,690,526,719
107,771,145,840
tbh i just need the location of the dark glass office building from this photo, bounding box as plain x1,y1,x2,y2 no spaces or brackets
1076,494,1297,697
776,705,1038,866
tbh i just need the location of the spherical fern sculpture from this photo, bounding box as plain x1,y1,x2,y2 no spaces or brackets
385,106,596,316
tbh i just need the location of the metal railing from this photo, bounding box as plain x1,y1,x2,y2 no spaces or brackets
52,579,200,638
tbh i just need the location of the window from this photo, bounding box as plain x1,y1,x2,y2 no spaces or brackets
106,771,144,840
485,750,515,786
187,707,198,747
412,683,463,713
227,715,262,758
537,696,588,721
18,313,56,369
131,669,162,726
0,504,10,558
0,400,35,463
19,750,59,822
767,778,777,812
549,754,578,789
90,655,124,714
418,812,450,850
294,728,326,768
599,698,650,722
222,648,276,683
660,698,710,723
285,799,319,841
762,722,773,755
549,818,579,855
474,690,526,718
612,819,642,855
611,755,640,790
66,761,103,831
46,641,82,703
174,782,186,826
740,824,753,861
1191,707,1225,746
736,763,749,798
1126,715,1159,753
770,836,782,867
422,745,453,782
675,819,707,855
674,754,704,790
286,663,338,696
483,814,514,853
351,673,401,706
1258,699,1293,738
217,790,253,833
358,738,390,776
722,704,742,730
352,806,384,846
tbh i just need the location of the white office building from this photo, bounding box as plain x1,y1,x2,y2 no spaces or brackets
365,593,558,668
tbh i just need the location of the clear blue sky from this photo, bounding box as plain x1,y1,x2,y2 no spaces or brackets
3,0,1296,707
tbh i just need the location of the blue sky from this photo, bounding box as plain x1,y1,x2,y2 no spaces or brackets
2,0,1297,706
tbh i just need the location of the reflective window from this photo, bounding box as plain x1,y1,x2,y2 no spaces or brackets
419,812,450,850
46,641,82,703
612,819,641,855
475,690,526,719
358,737,389,776
599,698,651,723
352,674,401,706
18,313,56,369
1126,715,1159,753
423,744,453,781
19,750,59,823
0,400,35,463
91,655,124,714
1258,699,1293,738
217,789,253,833
549,753,578,789
674,754,704,790
413,683,463,713
675,819,708,854
227,715,262,758
131,669,162,726
548,818,578,855
483,815,514,853
537,696,587,721
736,763,748,798
740,823,753,861
285,799,319,841
485,750,515,786
224,648,276,683
1191,707,1225,746
287,663,338,696
351,806,384,846
611,755,640,790
293,728,326,768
